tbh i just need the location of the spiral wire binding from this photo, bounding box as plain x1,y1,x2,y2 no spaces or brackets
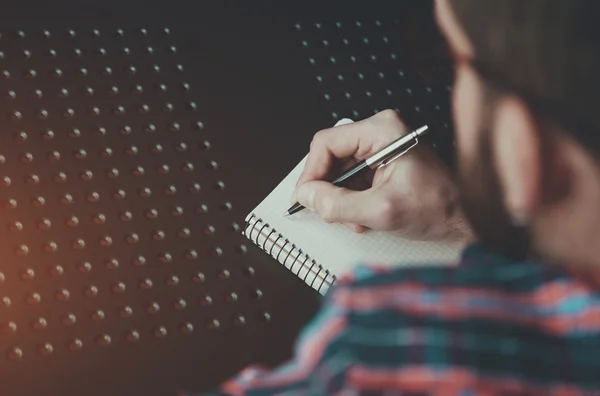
243,214,336,293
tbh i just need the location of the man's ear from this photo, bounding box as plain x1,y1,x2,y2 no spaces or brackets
490,97,542,226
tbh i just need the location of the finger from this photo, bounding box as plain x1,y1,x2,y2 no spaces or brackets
289,158,367,205
294,126,364,192
293,110,409,194
342,223,366,233
291,128,362,204
295,179,389,226
355,224,367,233
342,223,355,231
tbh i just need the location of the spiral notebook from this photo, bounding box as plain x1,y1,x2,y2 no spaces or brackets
243,119,461,294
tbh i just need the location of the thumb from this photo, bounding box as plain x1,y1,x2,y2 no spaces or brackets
295,180,383,225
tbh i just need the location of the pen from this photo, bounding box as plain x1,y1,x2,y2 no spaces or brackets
284,125,430,217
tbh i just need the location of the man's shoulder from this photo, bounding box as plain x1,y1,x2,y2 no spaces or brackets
322,242,600,341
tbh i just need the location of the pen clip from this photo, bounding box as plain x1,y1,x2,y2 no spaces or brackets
377,139,418,169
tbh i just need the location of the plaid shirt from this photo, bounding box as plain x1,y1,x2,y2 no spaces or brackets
203,243,600,395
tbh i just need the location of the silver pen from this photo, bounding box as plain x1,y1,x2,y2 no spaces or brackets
285,125,429,216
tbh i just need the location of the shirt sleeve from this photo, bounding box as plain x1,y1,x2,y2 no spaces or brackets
200,283,351,396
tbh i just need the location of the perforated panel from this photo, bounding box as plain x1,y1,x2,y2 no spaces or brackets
0,24,268,378
0,2,455,395
293,16,456,166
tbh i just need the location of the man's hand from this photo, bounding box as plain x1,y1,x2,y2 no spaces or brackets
292,110,474,246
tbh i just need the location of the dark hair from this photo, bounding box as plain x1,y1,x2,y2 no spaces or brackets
449,0,600,160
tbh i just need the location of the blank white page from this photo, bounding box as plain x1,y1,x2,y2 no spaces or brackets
245,154,461,280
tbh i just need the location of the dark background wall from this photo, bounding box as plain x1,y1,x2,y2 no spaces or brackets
0,2,455,395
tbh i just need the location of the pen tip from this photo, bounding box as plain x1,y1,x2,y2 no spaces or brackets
416,125,429,136
283,211,290,217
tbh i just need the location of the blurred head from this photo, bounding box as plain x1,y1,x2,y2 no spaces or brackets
435,0,600,267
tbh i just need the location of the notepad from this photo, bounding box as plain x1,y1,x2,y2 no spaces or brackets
243,119,461,294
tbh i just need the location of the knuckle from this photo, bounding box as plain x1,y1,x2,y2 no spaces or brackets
377,109,401,123
310,129,328,150
376,109,407,132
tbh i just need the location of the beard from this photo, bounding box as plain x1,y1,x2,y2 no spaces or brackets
455,103,532,261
